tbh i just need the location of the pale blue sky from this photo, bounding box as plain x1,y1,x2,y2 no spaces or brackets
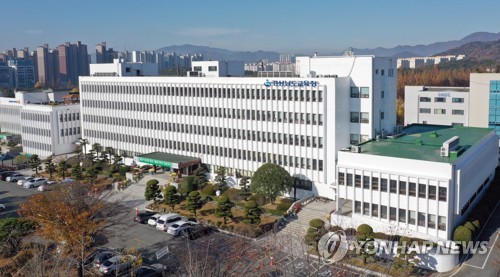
2,0,499,53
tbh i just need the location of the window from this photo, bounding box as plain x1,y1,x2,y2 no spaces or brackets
350,112,359,123
439,187,447,201
438,216,446,231
419,108,431,114
360,87,369,98
381,69,385,76
360,112,369,123
372,177,379,190
434,97,446,103
380,112,384,120
409,182,416,196
208,66,217,72
372,204,378,217
381,91,385,98
452,110,464,115
350,87,359,98
350,134,359,145
355,201,361,213
419,97,431,102
355,175,361,188
390,180,397,193
193,66,202,71
418,212,425,227
428,185,436,200
452,98,464,103
399,209,406,223
338,172,345,185
428,214,436,229
399,181,407,195
419,184,426,198
363,176,370,189
389,207,396,221
434,109,446,114
409,211,416,225
363,202,370,215
347,174,353,186
381,206,387,219
381,178,388,192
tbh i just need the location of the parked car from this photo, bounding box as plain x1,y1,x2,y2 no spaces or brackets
99,254,136,275
0,171,14,181
60,178,74,184
134,211,156,224
93,251,118,268
23,178,47,188
6,173,24,182
147,214,163,226
181,225,214,240
167,220,198,236
38,181,57,191
84,247,116,265
18,177,34,186
155,214,186,231
0,204,5,211
134,264,166,277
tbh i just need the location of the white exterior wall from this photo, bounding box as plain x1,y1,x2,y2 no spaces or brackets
191,61,244,77
335,129,497,241
0,98,22,134
90,59,159,77
404,86,470,126
21,104,81,158
469,73,500,128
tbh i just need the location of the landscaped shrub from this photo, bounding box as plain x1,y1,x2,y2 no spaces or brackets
179,176,197,194
276,198,294,212
118,165,131,177
471,219,480,230
248,194,268,206
309,219,326,229
243,201,263,225
453,226,472,244
464,222,476,233
356,224,374,241
201,184,216,196
305,219,327,248
330,225,343,232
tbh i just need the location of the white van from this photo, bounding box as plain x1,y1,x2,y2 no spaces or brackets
155,213,186,231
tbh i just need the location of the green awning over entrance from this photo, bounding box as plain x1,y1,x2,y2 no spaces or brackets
0,133,13,139
137,152,201,169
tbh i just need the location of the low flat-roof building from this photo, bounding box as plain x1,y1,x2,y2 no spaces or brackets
335,124,497,242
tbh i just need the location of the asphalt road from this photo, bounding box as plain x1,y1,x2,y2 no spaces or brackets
0,179,39,218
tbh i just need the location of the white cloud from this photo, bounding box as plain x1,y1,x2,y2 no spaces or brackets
25,30,45,35
175,27,245,38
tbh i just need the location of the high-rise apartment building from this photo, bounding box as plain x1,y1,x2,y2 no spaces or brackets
96,42,117,64
57,41,90,87
8,59,36,89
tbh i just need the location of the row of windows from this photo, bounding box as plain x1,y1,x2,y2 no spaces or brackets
83,115,324,148
350,112,370,123
82,84,324,102
354,201,446,231
23,139,51,152
0,107,21,116
21,126,50,137
21,112,50,122
86,129,324,171
60,127,81,137
350,87,370,98
82,100,324,125
419,108,464,115
338,173,447,201
59,112,80,122
419,97,464,103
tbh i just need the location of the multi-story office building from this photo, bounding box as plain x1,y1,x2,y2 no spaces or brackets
336,124,497,242
8,59,36,89
0,92,81,158
404,86,469,126
469,73,500,136
79,55,397,197
0,62,13,88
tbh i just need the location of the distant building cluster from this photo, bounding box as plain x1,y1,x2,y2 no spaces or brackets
397,55,465,69
245,53,296,77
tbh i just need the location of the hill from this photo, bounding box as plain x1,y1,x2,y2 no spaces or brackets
436,39,500,63
156,44,280,62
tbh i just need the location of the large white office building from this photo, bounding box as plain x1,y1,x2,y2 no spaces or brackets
404,86,470,126
0,94,81,158
335,125,497,242
79,55,397,197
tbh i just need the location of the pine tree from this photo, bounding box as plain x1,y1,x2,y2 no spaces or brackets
28,154,42,175
215,166,228,192
216,195,234,224
44,155,56,179
145,179,160,202
192,166,207,187
186,191,203,218
243,200,262,225
163,185,179,211
71,164,84,181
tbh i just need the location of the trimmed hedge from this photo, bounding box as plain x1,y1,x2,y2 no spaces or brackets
464,222,476,233
453,226,472,243
309,219,325,229
201,184,216,196
357,224,373,235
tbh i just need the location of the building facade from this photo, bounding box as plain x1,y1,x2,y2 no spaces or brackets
404,86,469,126
335,125,497,242
8,59,36,89
79,55,397,197
90,58,159,77
189,61,244,77
469,73,500,136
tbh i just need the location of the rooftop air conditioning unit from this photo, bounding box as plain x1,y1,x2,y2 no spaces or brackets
351,146,361,153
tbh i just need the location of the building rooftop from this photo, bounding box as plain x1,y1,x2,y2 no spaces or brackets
357,125,494,163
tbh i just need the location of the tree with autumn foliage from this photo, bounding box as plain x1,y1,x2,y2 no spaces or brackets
18,183,117,276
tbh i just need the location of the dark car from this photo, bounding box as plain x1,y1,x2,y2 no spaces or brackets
0,171,14,181
181,225,214,240
93,251,117,268
84,247,114,265
134,211,156,224
134,264,166,277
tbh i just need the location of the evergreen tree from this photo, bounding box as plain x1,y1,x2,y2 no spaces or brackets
44,155,56,179
250,163,293,204
57,160,69,179
180,175,197,195
186,191,203,218
85,166,99,184
145,179,160,202
239,176,250,192
216,195,234,224
215,166,228,192
28,154,42,175
71,164,84,181
243,200,262,225
192,166,207,187
163,185,179,211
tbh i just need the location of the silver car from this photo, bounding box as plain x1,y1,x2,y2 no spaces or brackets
23,178,47,188
99,255,136,275
6,173,24,182
18,177,34,186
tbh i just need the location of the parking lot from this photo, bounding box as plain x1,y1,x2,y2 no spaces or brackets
0,179,39,218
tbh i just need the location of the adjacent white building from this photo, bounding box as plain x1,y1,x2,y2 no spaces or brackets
90,58,159,77
335,125,497,242
79,55,397,197
404,86,469,126
397,55,465,69
189,60,245,77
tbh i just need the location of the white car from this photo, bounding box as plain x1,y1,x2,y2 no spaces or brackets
38,181,57,191
23,178,47,188
6,173,24,182
156,214,186,231
147,214,163,226
99,255,136,275
18,177,34,186
0,204,5,211
167,220,198,236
